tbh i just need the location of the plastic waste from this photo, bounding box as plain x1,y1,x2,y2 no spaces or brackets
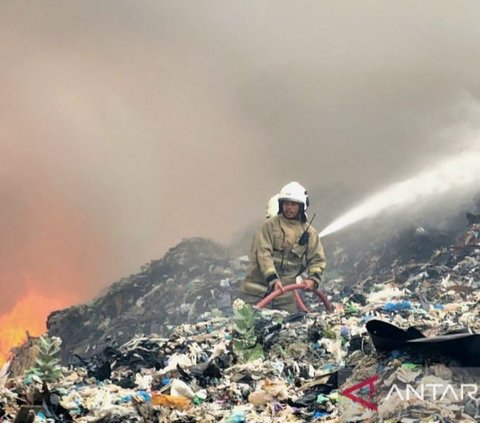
170,378,196,399
35,411,47,422
248,391,270,406
340,326,350,339
151,393,191,410
313,410,330,418
226,409,247,423
133,390,151,402
383,301,412,312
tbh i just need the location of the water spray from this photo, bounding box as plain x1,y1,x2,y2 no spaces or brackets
319,147,480,238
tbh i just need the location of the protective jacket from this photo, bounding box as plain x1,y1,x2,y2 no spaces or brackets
243,214,326,295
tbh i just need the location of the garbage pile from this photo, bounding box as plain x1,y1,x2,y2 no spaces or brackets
1,223,479,422
323,225,454,299
45,238,248,364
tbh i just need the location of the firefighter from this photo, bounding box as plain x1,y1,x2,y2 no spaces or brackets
242,182,326,312
265,194,280,219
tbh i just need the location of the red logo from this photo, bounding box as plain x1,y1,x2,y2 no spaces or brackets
341,375,379,411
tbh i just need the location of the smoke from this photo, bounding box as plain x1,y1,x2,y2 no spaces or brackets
319,137,480,237
1,1,480,311
0,150,109,312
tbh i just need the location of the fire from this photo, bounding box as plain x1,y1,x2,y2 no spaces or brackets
0,290,74,366
0,154,111,368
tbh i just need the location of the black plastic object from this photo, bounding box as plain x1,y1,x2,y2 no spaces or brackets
366,319,480,367
366,319,425,351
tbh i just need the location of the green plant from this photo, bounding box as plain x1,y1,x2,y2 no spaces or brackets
25,335,62,384
231,299,264,362
344,302,360,316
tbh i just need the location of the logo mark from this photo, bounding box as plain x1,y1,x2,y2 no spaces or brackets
341,375,379,411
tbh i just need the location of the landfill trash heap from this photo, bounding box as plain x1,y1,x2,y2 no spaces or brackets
48,237,241,364
1,223,479,422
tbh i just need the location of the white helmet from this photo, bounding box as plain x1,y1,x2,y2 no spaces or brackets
266,194,280,219
278,181,309,210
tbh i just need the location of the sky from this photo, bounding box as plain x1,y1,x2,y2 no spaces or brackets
1,1,480,313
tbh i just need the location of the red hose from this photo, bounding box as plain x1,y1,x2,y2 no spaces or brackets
293,289,309,313
256,283,334,313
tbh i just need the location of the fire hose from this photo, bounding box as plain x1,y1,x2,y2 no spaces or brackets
255,283,334,313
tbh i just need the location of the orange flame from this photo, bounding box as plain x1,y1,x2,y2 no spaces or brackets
0,154,111,368
0,291,74,366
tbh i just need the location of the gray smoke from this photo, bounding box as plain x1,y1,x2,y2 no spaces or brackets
1,1,480,312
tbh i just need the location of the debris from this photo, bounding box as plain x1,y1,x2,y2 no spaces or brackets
3,219,479,421
367,319,480,366
151,393,192,410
